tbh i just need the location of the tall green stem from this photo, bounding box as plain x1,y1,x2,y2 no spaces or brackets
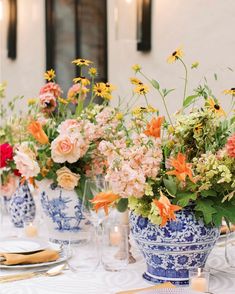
179,58,188,105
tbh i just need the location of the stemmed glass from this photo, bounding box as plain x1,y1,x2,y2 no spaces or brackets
81,177,115,268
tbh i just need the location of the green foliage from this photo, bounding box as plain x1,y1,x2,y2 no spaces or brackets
175,192,197,207
116,198,128,212
195,200,217,224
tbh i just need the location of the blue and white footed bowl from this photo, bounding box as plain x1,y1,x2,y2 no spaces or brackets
38,180,91,244
9,182,36,228
130,207,220,286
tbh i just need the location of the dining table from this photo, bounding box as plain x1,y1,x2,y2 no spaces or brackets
0,213,235,294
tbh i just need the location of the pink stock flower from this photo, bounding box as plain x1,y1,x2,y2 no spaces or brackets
226,134,235,158
39,82,62,98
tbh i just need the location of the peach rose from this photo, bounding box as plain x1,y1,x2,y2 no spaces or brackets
51,134,87,163
56,167,80,190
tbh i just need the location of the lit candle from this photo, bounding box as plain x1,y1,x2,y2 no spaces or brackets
25,222,38,237
190,268,208,292
110,226,122,246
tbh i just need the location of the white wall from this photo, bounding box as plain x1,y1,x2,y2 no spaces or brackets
0,0,45,112
108,0,235,115
0,0,234,116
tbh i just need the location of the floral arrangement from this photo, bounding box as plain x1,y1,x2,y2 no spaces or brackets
13,59,125,195
92,48,235,227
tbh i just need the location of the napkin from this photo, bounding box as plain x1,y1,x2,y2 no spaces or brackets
0,249,60,265
116,282,176,294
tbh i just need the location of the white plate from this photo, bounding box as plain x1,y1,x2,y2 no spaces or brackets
140,288,204,294
0,237,49,254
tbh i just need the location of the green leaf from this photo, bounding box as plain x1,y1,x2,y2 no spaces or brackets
116,198,128,212
162,88,175,97
75,99,84,116
183,95,198,108
176,192,197,207
195,200,217,224
151,79,160,90
200,190,217,197
163,177,177,196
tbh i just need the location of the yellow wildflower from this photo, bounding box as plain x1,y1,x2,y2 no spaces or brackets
147,105,158,113
58,97,69,104
105,83,116,92
194,123,203,134
88,67,98,76
167,47,184,63
207,97,226,116
93,83,108,97
132,64,141,73
130,77,143,85
73,76,90,86
223,88,235,95
116,112,123,120
168,125,175,134
27,98,37,106
191,61,199,69
44,69,56,81
134,84,149,95
72,58,93,66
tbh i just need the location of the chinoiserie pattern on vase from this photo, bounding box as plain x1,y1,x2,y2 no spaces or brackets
130,207,220,285
39,179,91,244
9,182,36,228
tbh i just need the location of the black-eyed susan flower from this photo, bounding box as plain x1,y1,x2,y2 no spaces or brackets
130,77,143,85
207,97,226,116
191,61,199,69
105,83,116,92
147,105,158,113
93,82,108,98
44,69,56,81
223,88,235,95
194,123,203,134
134,84,149,95
73,76,90,86
72,58,93,66
132,64,141,73
88,67,97,77
167,48,184,63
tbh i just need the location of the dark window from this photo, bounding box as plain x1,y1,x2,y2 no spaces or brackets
46,0,107,92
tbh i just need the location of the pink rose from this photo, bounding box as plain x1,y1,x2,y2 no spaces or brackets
51,134,88,163
58,119,81,135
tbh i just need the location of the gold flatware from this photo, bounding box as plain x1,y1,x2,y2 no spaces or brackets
0,263,66,283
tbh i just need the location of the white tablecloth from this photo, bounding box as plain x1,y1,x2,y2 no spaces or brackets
0,216,235,294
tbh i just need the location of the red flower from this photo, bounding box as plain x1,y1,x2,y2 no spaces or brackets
226,134,235,158
0,143,13,168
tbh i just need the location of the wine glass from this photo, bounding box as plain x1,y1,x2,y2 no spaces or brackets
225,230,235,268
81,177,116,268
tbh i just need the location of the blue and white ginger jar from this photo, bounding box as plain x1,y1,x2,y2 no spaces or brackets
38,179,91,244
130,207,220,285
9,182,36,228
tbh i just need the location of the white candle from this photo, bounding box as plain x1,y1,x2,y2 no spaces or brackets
110,226,122,246
121,210,129,225
190,268,208,292
25,222,38,237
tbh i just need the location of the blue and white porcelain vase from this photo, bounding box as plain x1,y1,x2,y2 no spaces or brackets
38,179,91,244
9,182,36,228
130,207,220,286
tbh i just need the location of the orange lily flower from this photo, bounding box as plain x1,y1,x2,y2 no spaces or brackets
153,191,181,226
166,152,195,182
28,121,49,145
144,116,164,138
90,191,120,215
